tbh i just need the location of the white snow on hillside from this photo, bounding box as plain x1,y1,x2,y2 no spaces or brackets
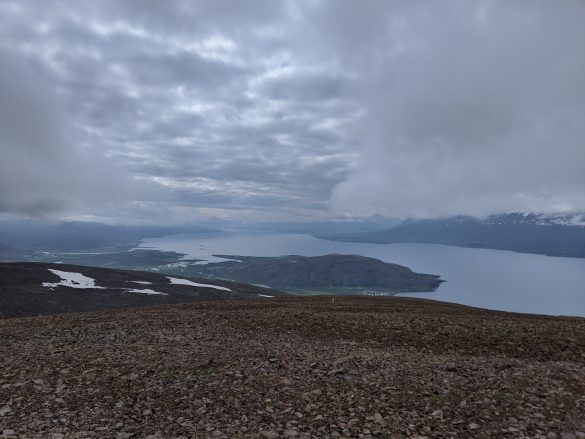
545,214,585,227
124,288,167,295
128,281,153,285
257,294,275,298
42,269,105,289
166,276,232,292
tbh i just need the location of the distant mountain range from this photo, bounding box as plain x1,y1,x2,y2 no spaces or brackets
0,241,21,261
0,262,287,318
321,213,585,258
0,221,219,252
246,218,403,235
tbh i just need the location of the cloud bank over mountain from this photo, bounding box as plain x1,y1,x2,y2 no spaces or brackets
1,1,583,222
328,1,585,218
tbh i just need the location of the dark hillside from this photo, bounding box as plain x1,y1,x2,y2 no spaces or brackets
0,262,286,318
189,254,443,293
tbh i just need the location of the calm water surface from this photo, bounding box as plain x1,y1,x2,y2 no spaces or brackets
140,231,585,317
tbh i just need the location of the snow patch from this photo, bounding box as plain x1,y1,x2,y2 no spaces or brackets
42,269,105,289
124,288,167,296
128,281,153,285
166,276,232,292
257,294,275,298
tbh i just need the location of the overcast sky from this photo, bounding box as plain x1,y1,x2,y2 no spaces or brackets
1,0,584,223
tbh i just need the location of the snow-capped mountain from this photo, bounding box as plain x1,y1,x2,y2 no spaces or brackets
399,212,585,228
480,213,585,227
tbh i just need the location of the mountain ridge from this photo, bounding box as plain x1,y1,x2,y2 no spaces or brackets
321,213,585,258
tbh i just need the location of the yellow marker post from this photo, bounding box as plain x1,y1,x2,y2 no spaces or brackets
331,296,335,305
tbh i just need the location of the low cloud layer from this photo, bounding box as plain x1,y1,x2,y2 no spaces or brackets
328,0,585,218
1,1,584,222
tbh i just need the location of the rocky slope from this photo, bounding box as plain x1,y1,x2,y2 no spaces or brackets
0,296,583,438
0,263,286,318
186,254,443,293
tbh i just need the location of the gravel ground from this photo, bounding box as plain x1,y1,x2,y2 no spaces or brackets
1,296,584,438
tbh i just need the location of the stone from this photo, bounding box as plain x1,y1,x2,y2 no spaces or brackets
373,412,385,425
260,431,280,439
192,399,205,407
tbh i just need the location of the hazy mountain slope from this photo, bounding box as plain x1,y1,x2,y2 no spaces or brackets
0,221,219,251
245,218,402,235
322,213,585,258
187,254,443,293
0,262,286,318
0,242,21,262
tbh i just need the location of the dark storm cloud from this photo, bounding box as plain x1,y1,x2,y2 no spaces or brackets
1,0,584,222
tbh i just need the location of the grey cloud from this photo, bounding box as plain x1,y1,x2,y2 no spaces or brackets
0,0,359,222
328,0,585,218
0,49,159,216
118,48,248,90
257,71,348,102
2,0,582,222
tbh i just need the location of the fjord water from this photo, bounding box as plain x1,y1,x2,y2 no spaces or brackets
140,231,585,317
